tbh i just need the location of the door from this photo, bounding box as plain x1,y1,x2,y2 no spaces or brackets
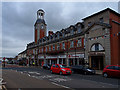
54,65,60,73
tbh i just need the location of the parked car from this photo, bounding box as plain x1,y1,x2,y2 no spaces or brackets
71,65,96,75
43,64,51,70
50,64,72,75
103,65,120,78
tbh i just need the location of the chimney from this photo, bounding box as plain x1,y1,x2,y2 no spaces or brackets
48,31,54,36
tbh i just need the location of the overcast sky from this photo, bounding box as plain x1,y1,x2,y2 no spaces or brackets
1,2,119,58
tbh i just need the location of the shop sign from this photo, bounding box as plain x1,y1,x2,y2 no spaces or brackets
38,55,44,59
46,56,57,59
89,52,105,56
58,55,66,58
68,54,84,58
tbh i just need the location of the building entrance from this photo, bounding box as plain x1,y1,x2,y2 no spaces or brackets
91,56,104,70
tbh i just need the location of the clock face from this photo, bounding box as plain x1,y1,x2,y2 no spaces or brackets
41,25,44,29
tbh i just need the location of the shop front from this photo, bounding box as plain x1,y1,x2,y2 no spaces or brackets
68,53,85,66
89,52,105,70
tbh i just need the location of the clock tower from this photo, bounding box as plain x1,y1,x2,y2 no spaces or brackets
34,9,47,43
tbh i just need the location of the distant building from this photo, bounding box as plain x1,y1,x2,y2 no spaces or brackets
25,8,120,70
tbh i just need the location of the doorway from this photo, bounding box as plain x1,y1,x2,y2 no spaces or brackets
91,56,104,70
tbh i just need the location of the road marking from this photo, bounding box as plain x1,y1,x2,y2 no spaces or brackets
51,82,71,89
81,78,118,87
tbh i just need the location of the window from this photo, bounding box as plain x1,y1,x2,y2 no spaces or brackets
78,28,81,33
46,47,47,52
58,33,60,39
53,44,55,50
49,46,51,51
57,43,60,50
95,44,99,51
62,42,65,49
53,65,55,67
88,22,91,26
33,49,35,54
77,38,82,47
91,43,104,51
100,17,104,22
62,33,65,37
42,48,43,53
56,65,59,68
107,66,114,70
70,40,74,48
84,38,86,48
71,30,74,35
114,66,120,70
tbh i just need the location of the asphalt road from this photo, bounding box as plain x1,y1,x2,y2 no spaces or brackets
2,64,120,89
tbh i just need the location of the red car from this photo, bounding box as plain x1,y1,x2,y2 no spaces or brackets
50,64,72,75
103,65,120,78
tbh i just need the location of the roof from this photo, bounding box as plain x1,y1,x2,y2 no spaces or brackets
37,9,44,12
84,22,111,34
82,8,120,20
35,19,46,25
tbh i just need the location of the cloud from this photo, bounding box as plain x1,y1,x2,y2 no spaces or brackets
2,2,118,57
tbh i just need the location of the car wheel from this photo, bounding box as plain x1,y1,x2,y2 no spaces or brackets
59,71,63,75
50,70,53,74
103,73,108,78
84,72,87,75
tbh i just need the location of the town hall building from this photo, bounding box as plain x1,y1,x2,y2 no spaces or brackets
21,8,120,70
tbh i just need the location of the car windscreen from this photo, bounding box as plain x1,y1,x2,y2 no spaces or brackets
59,65,67,68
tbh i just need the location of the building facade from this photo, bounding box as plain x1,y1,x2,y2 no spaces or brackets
25,8,120,70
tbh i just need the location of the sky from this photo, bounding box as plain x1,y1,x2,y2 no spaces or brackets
1,1,119,58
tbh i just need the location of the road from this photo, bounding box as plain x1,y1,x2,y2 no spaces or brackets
2,64,120,89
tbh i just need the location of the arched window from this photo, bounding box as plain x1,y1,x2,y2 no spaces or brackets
91,43,104,51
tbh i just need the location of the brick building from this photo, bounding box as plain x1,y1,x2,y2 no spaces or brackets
26,8,120,70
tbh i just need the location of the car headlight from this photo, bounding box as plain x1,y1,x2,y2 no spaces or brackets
61,69,66,71
87,69,92,72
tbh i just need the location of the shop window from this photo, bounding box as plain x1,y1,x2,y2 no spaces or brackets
70,40,74,48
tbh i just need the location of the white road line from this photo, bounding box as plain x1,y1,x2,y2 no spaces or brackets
51,82,71,89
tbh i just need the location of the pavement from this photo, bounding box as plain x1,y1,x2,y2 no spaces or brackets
95,70,103,75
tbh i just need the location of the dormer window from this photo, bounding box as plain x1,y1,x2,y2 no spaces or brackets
57,33,60,39
71,29,74,35
62,32,65,37
88,22,92,26
100,17,104,22
78,28,81,33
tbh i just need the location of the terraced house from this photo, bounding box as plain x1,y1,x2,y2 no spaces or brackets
25,8,120,70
